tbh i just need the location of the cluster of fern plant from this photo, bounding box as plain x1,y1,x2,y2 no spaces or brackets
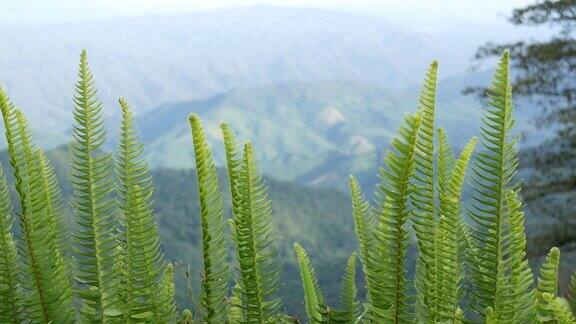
0,49,575,323
291,51,576,323
0,50,176,323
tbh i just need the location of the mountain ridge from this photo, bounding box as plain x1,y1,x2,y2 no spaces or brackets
0,5,490,138
136,80,483,189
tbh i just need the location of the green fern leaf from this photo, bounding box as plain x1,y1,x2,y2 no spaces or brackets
230,142,283,322
437,128,470,305
189,114,230,322
221,121,242,210
498,189,538,321
294,243,324,323
317,306,351,324
0,100,74,322
156,263,177,323
411,61,438,323
412,61,438,241
467,50,537,322
315,254,358,324
369,112,422,322
433,135,477,321
542,293,576,324
70,49,124,321
468,49,517,314
538,247,561,322
116,98,169,322
37,149,71,262
0,161,24,323
348,176,376,301
338,253,358,322
116,98,155,218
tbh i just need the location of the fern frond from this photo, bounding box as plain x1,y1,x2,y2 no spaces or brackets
189,114,230,322
338,253,358,322
411,61,438,322
115,98,168,322
70,49,124,321
0,161,24,323
294,243,324,323
116,98,156,218
37,148,76,315
123,185,164,321
468,50,516,313
156,263,177,323
369,112,422,322
37,149,71,261
433,136,477,321
231,142,282,322
498,189,538,321
348,176,376,301
0,101,74,322
467,50,532,321
436,128,469,304
412,61,438,251
538,247,560,322
437,132,474,314
221,121,242,210
542,293,576,324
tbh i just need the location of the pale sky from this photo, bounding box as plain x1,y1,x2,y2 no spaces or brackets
0,0,534,29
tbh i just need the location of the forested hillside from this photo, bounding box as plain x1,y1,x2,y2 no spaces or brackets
137,81,486,189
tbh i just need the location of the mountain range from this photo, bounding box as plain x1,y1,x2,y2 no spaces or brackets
1,5,544,190
0,5,517,143
137,80,486,190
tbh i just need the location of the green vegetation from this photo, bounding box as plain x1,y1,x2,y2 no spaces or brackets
0,49,575,323
0,145,357,316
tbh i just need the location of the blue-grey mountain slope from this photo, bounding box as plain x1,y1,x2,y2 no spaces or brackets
137,81,484,189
